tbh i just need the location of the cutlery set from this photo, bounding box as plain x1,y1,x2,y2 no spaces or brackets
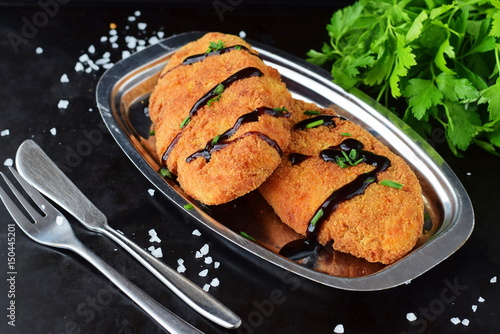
0,140,241,333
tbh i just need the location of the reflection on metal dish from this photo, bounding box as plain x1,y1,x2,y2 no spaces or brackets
96,31,474,290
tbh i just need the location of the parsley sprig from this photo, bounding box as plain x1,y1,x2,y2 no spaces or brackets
206,40,225,53
308,0,500,156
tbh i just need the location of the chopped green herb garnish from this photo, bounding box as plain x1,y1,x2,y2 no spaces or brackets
149,130,155,136
207,83,225,106
160,168,173,179
206,40,225,53
341,133,352,137
380,180,404,189
273,107,289,112
213,83,225,95
235,45,242,50
304,110,321,116
305,119,325,129
180,116,191,128
310,209,324,226
336,149,364,168
364,176,376,184
211,135,221,145
183,204,194,210
239,231,256,241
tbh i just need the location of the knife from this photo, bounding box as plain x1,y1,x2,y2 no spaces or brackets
15,139,241,330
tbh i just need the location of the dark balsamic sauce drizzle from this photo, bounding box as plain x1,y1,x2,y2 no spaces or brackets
188,67,263,118
161,66,264,167
186,107,290,163
160,44,260,78
279,138,391,263
182,45,260,65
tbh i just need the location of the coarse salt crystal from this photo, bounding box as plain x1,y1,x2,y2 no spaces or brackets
204,256,213,264
195,251,202,259
109,29,117,36
177,264,186,273
177,258,184,265
239,31,247,38
128,16,136,22
149,36,159,45
333,324,344,333
148,189,155,196
472,305,477,312
134,10,141,16
199,269,208,277
60,74,69,83
50,127,57,136
122,50,131,59
95,58,109,65
200,244,209,256
103,51,111,59
88,45,96,53
450,317,461,325
478,296,485,302
102,63,114,69
490,276,497,283
109,35,119,44
149,247,163,258
100,36,108,42
157,31,165,39
4,158,13,167
1,129,9,136
406,313,417,321
149,235,161,243
148,229,157,236
75,62,84,72
210,278,220,287
138,22,147,30
203,284,210,292
58,100,69,109
138,39,146,46
214,262,220,269
192,229,201,236
462,319,470,326
36,47,43,54
112,43,119,49
79,53,90,62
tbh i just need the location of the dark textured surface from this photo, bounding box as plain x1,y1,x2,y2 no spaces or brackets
0,2,499,333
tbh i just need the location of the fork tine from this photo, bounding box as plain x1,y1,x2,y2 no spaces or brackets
1,170,45,223
0,180,37,236
8,167,57,215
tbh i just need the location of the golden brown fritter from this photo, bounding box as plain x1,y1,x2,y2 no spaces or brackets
149,32,293,205
259,99,424,264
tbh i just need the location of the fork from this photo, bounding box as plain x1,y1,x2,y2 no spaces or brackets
0,168,202,334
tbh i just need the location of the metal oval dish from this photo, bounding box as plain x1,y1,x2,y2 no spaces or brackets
96,31,474,291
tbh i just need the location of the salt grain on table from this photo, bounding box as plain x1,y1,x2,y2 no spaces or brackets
36,47,43,54
472,304,477,312
148,188,155,196
478,296,485,302
199,269,208,277
200,244,209,256
4,158,13,167
406,312,417,321
462,318,470,326
490,276,497,283
203,284,210,292
210,278,220,287
333,324,344,333
192,229,201,236
450,317,461,325
50,127,57,136
58,100,69,109
60,74,69,83
204,256,213,264
148,246,163,258
1,129,9,136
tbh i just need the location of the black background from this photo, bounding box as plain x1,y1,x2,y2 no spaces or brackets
0,1,499,333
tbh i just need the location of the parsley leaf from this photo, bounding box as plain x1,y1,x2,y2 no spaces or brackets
308,0,500,155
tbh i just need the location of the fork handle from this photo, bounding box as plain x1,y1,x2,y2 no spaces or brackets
101,224,241,329
68,240,202,334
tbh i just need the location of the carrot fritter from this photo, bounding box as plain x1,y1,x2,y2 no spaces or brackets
259,100,424,264
149,32,293,205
